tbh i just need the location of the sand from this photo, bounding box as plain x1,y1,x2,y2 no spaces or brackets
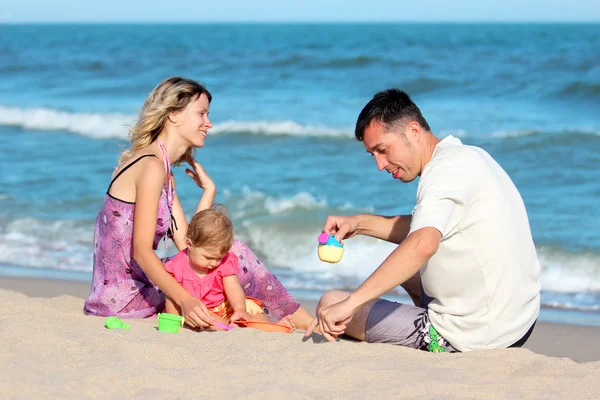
0,277,599,399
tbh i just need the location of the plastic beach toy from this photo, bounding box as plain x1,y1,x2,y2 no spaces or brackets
105,316,130,330
157,313,185,333
234,320,293,334
317,233,344,263
213,321,234,331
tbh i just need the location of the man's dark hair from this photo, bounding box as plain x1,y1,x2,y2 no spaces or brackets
355,89,431,141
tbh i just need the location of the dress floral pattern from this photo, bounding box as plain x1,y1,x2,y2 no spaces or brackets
83,186,171,318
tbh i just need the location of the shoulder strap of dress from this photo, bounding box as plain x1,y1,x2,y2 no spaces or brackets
155,139,173,206
107,154,157,191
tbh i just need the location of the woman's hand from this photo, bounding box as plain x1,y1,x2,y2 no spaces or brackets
185,157,216,192
179,295,214,329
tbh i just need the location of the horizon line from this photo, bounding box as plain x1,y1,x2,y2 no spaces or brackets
2,20,599,25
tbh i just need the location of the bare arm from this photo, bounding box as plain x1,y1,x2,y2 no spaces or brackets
167,158,216,248
195,185,216,214
165,296,181,315
132,159,192,307
222,275,247,312
356,214,413,244
324,213,412,245
347,227,441,309
184,157,216,215
169,175,189,251
169,172,216,250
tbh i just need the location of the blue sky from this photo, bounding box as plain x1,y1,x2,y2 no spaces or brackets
2,0,599,23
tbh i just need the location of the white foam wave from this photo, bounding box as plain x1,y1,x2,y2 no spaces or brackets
0,105,352,139
538,247,600,293
542,301,600,313
488,127,600,138
3,104,599,140
0,217,173,272
225,186,331,218
0,218,94,271
0,105,135,139
210,120,351,137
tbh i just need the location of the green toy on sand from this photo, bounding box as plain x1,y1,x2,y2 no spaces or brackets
157,313,185,333
104,316,130,330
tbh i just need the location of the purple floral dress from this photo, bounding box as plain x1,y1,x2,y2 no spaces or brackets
84,144,300,321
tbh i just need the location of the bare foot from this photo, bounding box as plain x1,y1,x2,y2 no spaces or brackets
276,315,296,332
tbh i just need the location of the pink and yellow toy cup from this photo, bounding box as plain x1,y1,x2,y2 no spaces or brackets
317,233,344,263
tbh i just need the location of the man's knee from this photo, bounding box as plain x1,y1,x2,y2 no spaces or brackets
319,290,350,307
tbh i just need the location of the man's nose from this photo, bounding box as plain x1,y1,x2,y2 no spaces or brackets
375,154,387,171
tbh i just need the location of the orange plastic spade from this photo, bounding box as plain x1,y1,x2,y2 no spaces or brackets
234,320,293,333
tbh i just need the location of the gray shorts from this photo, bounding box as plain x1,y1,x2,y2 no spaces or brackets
364,299,457,353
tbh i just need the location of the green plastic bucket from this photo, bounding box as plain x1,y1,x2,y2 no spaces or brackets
157,313,185,333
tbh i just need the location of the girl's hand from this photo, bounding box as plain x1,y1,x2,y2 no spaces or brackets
229,309,252,324
179,295,214,329
185,157,216,191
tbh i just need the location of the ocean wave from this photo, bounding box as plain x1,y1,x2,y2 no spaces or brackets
223,186,330,218
0,105,134,139
541,301,600,313
0,105,351,139
221,186,374,220
2,104,599,141
210,120,349,137
538,246,600,293
489,128,600,139
394,77,459,94
316,55,384,68
559,81,600,98
0,217,94,272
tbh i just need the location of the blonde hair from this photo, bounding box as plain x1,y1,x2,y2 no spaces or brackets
118,77,212,165
187,209,234,255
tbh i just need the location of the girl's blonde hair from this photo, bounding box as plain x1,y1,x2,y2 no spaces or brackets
118,77,212,165
187,209,234,255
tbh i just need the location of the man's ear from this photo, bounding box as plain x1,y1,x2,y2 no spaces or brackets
408,121,422,141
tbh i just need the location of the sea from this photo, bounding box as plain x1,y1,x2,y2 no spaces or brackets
0,23,599,325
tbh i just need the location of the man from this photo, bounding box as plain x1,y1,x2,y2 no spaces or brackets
305,89,540,352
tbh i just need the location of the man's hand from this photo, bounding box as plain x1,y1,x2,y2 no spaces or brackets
305,298,355,342
323,215,362,243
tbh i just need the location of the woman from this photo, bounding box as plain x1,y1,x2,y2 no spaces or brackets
84,77,313,330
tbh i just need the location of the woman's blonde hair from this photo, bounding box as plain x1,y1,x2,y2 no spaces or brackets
118,77,212,165
186,209,234,255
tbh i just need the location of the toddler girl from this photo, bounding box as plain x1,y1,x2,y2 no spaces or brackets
164,209,295,331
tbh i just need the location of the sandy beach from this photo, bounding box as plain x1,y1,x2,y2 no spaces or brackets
0,277,598,399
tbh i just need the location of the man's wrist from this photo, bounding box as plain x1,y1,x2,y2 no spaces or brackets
346,291,367,311
355,214,368,236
